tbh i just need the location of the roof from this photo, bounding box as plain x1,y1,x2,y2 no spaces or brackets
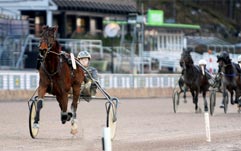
146,23,200,30
52,0,137,14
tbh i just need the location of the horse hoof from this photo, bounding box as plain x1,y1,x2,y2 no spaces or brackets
33,123,39,129
71,120,78,135
219,104,224,108
195,108,202,113
61,112,72,124
70,129,78,135
61,117,67,124
67,112,73,121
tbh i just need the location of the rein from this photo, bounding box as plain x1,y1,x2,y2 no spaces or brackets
42,50,62,78
222,73,236,77
222,63,237,77
41,50,63,94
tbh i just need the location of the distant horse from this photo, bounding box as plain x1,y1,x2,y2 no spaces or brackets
218,56,241,106
35,25,84,134
180,50,210,112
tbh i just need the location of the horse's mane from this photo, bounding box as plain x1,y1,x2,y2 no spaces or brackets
222,60,237,76
224,57,232,65
52,40,61,53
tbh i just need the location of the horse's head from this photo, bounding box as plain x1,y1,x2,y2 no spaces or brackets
217,51,232,72
39,25,58,57
217,51,232,68
180,49,194,70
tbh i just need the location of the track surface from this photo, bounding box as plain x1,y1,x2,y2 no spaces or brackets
1,96,241,151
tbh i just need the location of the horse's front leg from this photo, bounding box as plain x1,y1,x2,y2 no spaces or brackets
191,90,199,112
220,83,226,108
34,86,47,127
194,91,200,113
203,91,208,112
70,85,81,135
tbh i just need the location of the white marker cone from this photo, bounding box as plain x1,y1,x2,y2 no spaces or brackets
204,112,211,142
102,127,112,151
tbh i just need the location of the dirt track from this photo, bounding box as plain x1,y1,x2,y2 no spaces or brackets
1,96,241,151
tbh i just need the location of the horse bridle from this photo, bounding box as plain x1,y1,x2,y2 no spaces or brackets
181,60,186,68
39,28,62,77
38,27,58,59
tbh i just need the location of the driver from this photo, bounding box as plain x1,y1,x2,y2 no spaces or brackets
77,51,98,101
217,51,241,73
198,59,215,86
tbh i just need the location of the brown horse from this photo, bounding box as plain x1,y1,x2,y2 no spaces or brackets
35,25,84,134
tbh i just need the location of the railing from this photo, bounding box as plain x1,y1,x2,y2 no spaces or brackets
16,35,34,68
27,37,103,55
13,37,103,69
1,35,152,73
144,50,181,72
0,70,180,90
102,46,152,73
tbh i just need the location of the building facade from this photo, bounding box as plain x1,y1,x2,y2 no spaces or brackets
0,0,137,38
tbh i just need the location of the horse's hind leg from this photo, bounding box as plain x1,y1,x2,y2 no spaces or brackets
70,103,78,135
57,94,72,124
69,85,81,135
183,88,187,103
230,90,234,105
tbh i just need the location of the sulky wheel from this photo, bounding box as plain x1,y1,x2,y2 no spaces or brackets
172,90,180,113
106,98,118,140
209,90,216,116
29,100,39,138
223,91,229,114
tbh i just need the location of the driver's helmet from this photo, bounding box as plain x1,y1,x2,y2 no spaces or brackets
217,51,229,62
77,51,91,59
198,59,207,66
238,55,241,63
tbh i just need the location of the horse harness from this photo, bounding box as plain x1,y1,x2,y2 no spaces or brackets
40,50,75,93
221,62,241,77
